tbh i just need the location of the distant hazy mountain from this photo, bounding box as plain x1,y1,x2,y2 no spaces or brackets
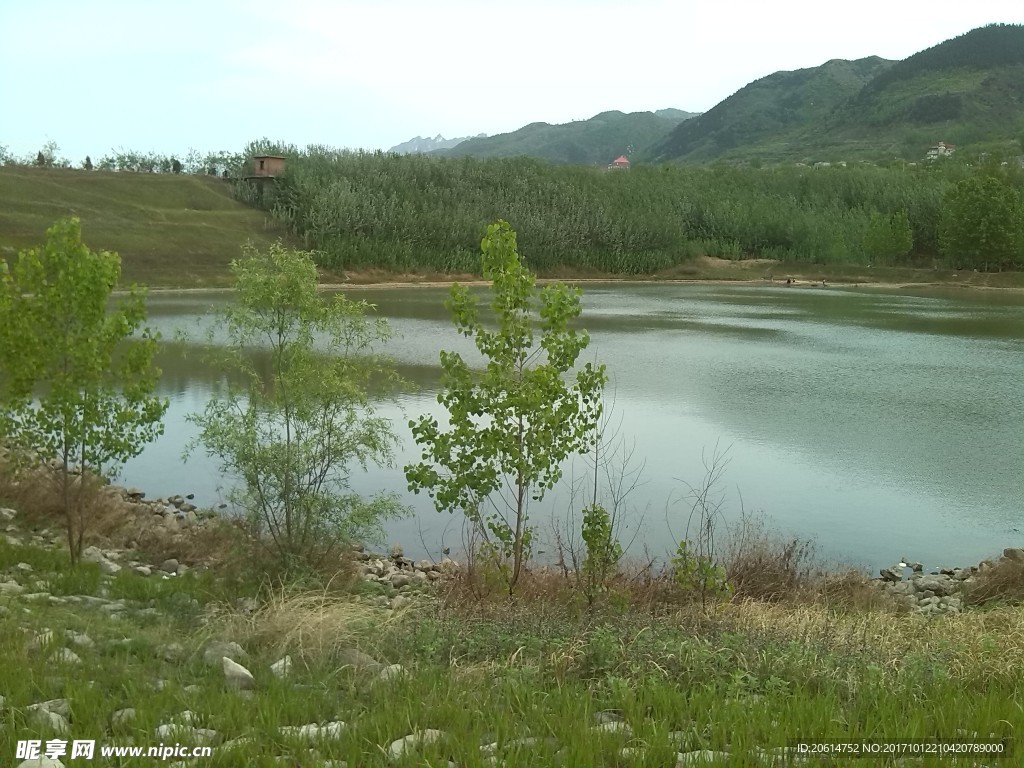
387,134,484,154
443,109,698,164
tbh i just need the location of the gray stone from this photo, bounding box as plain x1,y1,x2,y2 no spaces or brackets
390,595,411,611
28,699,71,718
388,729,446,760
270,655,292,679
389,543,404,558
112,707,136,726
65,631,94,648
160,558,180,574
134,565,152,576
203,640,247,666
159,642,186,662
16,759,65,768
592,721,633,736
278,722,347,742
915,574,956,597
29,706,70,735
390,574,411,588
879,567,900,582
414,559,435,572
0,507,15,521
0,579,25,596
155,723,216,743
27,629,55,653
16,561,33,572
51,648,82,665
377,663,407,682
84,546,122,575
1003,547,1024,562
676,751,732,766
222,657,255,690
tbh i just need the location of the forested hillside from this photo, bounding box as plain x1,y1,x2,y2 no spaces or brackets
649,57,893,163
653,24,1024,164
240,147,1024,274
443,110,696,165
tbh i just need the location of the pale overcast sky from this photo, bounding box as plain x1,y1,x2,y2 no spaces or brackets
2,0,1022,161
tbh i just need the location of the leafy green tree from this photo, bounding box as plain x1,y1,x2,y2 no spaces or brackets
189,241,405,576
940,174,1023,271
0,218,167,562
405,221,607,594
863,209,913,264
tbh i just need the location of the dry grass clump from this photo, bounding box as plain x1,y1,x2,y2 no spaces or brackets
0,449,137,546
967,556,1024,606
719,599,1024,676
723,514,818,602
818,567,903,612
205,587,395,664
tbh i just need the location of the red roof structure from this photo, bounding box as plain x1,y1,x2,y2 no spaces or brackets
612,155,630,165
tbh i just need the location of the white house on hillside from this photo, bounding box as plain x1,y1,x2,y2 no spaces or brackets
926,141,956,161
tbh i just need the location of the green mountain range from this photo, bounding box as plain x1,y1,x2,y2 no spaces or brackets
440,109,698,165
441,24,1024,166
650,23,1024,163
646,57,895,162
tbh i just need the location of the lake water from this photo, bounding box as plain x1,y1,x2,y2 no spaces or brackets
121,283,1024,573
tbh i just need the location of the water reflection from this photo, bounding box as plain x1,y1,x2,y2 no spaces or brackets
123,283,1024,571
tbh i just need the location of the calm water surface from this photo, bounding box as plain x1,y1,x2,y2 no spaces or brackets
122,283,1024,572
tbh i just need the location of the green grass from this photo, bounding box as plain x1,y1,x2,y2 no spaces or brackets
0,166,285,287
2,525,1022,767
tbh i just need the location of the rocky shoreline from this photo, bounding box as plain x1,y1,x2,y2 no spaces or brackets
872,550,1024,614
5,478,1022,617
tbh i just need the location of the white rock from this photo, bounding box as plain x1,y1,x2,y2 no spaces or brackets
203,640,247,665
65,631,94,648
377,663,407,682
28,698,70,718
676,751,732,766
0,579,25,596
52,648,82,665
111,707,136,726
270,655,292,679
390,595,411,611
592,721,633,736
27,630,55,653
278,721,347,742
388,729,447,760
0,507,16,521
134,565,152,576
222,657,255,690
29,707,70,735
82,546,121,574
17,759,65,768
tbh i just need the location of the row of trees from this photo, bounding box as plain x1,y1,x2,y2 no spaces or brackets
241,145,1024,274
0,141,245,176
0,219,623,596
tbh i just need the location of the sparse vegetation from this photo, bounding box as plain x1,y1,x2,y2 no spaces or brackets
188,241,407,581
0,218,167,563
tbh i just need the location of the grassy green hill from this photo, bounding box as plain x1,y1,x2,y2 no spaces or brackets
820,23,1024,159
444,109,697,164
651,24,1024,164
0,166,283,286
647,57,894,163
